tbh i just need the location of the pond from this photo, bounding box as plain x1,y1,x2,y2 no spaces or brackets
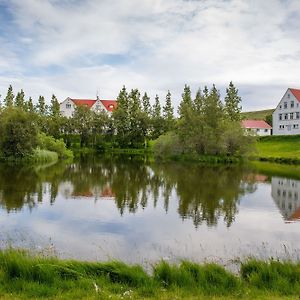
0,155,300,265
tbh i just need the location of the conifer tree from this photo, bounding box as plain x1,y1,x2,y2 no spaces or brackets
37,95,46,115
178,84,193,117
224,81,242,121
27,97,35,113
163,90,175,132
15,89,25,109
3,85,14,108
151,95,164,139
50,94,60,117
194,88,204,113
142,92,151,116
113,86,130,147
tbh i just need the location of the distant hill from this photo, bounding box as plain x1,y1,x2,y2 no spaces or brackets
241,109,275,120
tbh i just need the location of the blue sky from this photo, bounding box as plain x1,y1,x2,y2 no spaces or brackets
0,0,300,111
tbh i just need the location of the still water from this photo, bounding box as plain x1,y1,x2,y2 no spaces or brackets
0,155,300,265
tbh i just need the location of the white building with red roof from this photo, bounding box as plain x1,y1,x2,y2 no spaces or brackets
60,97,117,118
241,119,272,136
273,88,300,135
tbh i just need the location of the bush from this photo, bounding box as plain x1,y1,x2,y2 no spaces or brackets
37,133,73,159
153,132,183,158
0,108,37,159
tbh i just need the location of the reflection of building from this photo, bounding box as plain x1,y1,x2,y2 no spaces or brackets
271,177,300,221
58,182,115,200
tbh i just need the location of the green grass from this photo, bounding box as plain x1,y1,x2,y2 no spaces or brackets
0,250,300,299
242,109,274,120
255,135,300,163
31,149,59,163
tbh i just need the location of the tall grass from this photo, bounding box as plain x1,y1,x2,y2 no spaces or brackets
31,149,58,163
1,249,300,299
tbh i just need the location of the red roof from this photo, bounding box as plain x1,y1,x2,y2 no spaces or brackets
71,99,96,108
100,100,117,112
70,98,117,112
289,88,300,102
241,120,272,129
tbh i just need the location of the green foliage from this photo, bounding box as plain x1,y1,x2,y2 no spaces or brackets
153,132,183,158
37,132,73,159
175,84,254,157
0,108,38,159
14,89,25,109
3,85,14,107
224,81,242,121
31,149,59,163
163,90,175,132
49,94,60,117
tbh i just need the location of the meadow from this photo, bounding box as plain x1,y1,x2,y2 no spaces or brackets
255,135,300,163
0,250,300,299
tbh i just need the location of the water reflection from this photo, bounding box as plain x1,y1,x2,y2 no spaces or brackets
0,155,260,228
271,177,300,222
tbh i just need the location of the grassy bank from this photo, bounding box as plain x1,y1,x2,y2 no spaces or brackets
241,109,274,121
255,135,300,164
0,250,300,299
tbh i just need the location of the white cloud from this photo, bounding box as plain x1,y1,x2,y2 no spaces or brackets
0,0,300,110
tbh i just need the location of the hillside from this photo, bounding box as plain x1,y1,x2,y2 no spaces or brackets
241,108,275,120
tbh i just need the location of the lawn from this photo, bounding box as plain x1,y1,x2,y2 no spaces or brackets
255,135,300,163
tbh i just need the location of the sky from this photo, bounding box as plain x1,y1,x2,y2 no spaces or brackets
0,0,300,111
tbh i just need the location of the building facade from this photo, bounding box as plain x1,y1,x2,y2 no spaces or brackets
272,88,300,135
241,120,272,136
60,97,117,118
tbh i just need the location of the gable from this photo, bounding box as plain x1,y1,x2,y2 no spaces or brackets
273,88,300,113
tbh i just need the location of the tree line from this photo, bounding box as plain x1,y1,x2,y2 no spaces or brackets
0,82,254,158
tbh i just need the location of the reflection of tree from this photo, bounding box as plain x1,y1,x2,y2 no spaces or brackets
0,162,67,212
0,155,258,228
151,163,250,228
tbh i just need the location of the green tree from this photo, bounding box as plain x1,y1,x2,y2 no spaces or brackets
151,95,164,139
224,81,242,121
142,92,151,116
14,89,25,109
3,85,14,108
163,90,175,132
50,94,60,117
73,105,94,147
113,86,130,147
0,108,37,158
128,89,147,147
26,97,35,113
36,95,47,115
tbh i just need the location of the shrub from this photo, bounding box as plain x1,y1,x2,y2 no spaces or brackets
0,108,37,159
37,133,73,159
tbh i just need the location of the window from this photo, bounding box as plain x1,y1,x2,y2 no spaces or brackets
291,101,294,108
66,103,71,109
294,124,299,129
296,112,300,119
290,113,294,119
264,129,268,132
285,113,288,120
256,129,260,132
279,125,285,130
288,94,290,98
284,102,288,109
279,114,282,120
279,105,282,109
